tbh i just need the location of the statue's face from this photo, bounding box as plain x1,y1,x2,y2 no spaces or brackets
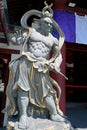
40,17,52,33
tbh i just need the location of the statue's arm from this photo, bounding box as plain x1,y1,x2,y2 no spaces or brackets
8,29,28,45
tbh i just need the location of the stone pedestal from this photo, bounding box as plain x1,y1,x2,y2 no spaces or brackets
7,117,72,130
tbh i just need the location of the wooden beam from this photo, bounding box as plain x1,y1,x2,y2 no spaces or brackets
66,42,87,52
0,48,20,54
53,3,87,15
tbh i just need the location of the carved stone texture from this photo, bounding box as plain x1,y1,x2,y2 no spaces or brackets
7,117,71,130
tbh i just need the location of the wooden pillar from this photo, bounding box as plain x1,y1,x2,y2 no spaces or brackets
50,44,66,114
59,44,66,114
51,0,66,114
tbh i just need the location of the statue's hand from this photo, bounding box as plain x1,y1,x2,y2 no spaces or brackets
49,52,62,72
9,29,28,45
49,63,55,70
49,62,61,73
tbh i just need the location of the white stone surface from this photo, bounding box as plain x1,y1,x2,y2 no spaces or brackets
7,117,71,130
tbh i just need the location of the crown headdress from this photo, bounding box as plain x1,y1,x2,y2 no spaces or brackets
42,1,53,18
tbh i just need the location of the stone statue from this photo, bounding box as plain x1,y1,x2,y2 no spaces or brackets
3,2,72,130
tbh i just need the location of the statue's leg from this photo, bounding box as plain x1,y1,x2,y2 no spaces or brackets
44,94,66,122
17,88,29,129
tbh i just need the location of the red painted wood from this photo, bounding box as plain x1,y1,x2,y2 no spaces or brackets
50,44,66,114
59,44,66,114
0,48,20,54
66,42,87,52
53,2,87,15
66,84,87,88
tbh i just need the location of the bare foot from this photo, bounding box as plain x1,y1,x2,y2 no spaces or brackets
18,115,29,129
50,114,66,122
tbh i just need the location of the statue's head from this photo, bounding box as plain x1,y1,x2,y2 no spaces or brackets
39,17,52,33
21,1,53,29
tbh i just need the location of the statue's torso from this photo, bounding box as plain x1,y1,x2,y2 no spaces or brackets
27,29,55,60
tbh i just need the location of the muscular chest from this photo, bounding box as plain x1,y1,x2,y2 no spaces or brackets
29,31,53,48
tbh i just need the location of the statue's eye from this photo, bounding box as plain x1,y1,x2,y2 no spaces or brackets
44,21,47,24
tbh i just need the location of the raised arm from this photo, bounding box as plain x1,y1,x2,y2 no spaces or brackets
8,29,28,45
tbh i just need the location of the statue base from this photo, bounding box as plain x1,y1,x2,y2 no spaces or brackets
7,117,73,130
